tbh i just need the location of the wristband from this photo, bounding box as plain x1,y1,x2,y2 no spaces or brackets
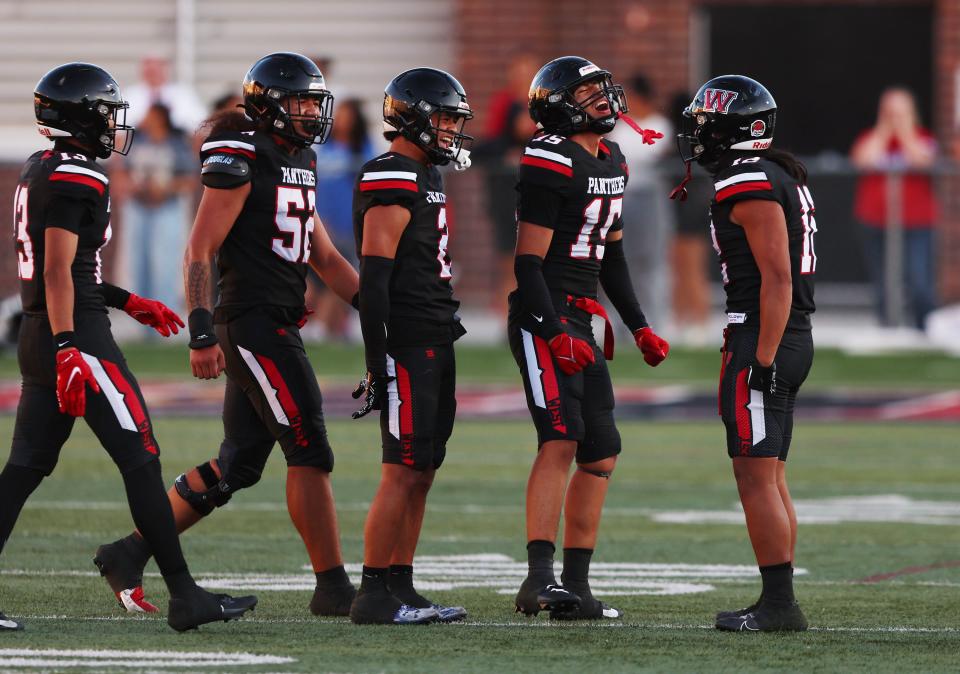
188,308,218,349
53,331,75,350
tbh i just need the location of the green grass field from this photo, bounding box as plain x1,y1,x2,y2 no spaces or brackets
1,415,958,673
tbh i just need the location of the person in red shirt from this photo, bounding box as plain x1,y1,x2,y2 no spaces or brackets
851,87,938,330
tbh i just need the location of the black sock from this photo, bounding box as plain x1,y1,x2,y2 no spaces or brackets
121,461,192,585
389,564,431,608
315,565,352,590
0,463,45,554
360,566,388,592
526,540,556,579
561,547,593,587
122,532,152,567
759,562,794,603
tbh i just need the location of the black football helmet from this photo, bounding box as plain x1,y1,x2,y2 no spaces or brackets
528,56,627,136
34,63,134,159
383,67,473,169
678,75,777,166
243,52,334,147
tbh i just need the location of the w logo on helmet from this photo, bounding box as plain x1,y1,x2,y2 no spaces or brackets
702,88,739,114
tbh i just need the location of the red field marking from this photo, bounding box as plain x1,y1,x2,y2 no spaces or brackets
858,560,960,583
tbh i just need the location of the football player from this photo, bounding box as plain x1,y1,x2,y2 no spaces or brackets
348,68,473,625
509,56,670,620
93,53,360,618
673,75,816,632
0,63,256,632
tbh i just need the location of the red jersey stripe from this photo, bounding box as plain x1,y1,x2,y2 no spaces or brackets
211,147,256,159
359,180,419,192
520,156,574,178
49,173,105,196
716,181,773,202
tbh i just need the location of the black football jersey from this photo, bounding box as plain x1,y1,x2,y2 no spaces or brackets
199,130,317,319
709,155,817,330
352,152,460,344
515,133,629,301
14,148,112,316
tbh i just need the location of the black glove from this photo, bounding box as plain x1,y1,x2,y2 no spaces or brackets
351,372,394,419
747,360,777,396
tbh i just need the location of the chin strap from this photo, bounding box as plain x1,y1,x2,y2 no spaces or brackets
616,112,663,145
670,160,692,201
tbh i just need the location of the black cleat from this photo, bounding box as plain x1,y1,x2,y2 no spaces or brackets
309,582,356,617
515,576,580,616
0,612,24,631
349,588,437,625
549,581,621,621
93,538,156,613
167,587,258,632
715,599,808,632
715,595,762,621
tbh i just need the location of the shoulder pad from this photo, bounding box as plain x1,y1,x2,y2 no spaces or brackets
200,132,257,160
713,159,775,203
48,156,109,196
358,156,419,193
201,153,251,188
520,138,574,179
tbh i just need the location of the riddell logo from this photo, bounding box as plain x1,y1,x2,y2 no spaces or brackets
702,88,739,114
750,120,766,137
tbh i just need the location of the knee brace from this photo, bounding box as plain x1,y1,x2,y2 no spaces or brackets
174,462,232,515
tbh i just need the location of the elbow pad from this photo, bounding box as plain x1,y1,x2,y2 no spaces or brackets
201,154,251,189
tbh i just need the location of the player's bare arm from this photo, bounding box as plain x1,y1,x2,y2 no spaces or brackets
361,204,411,258
732,199,792,366
184,182,249,379
43,227,79,336
308,212,359,305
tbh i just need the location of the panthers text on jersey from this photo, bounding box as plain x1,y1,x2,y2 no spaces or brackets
709,155,817,330
352,152,461,345
14,148,112,316
515,133,629,301
199,130,318,321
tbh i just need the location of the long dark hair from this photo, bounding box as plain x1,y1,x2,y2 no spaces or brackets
197,109,256,143
760,147,807,184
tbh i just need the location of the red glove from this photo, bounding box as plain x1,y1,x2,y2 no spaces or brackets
56,347,100,417
124,294,185,337
634,327,670,367
549,332,596,375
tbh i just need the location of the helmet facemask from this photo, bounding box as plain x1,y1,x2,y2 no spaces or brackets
386,96,474,168
546,74,628,135
251,87,335,147
36,95,135,158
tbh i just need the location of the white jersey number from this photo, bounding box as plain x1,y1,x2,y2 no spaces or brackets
13,184,34,280
273,186,316,263
570,196,622,260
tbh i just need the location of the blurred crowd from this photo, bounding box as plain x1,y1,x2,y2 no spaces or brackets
109,54,950,343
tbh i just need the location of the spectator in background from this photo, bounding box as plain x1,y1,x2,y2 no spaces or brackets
851,87,939,330
125,56,207,133
112,103,195,318
608,74,674,332
667,91,712,344
310,97,374,339
473,52,539,316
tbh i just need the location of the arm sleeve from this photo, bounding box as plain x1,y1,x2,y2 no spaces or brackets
514,254,564,340
358,255,394,376
98,282,131,309
599,238,648,332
